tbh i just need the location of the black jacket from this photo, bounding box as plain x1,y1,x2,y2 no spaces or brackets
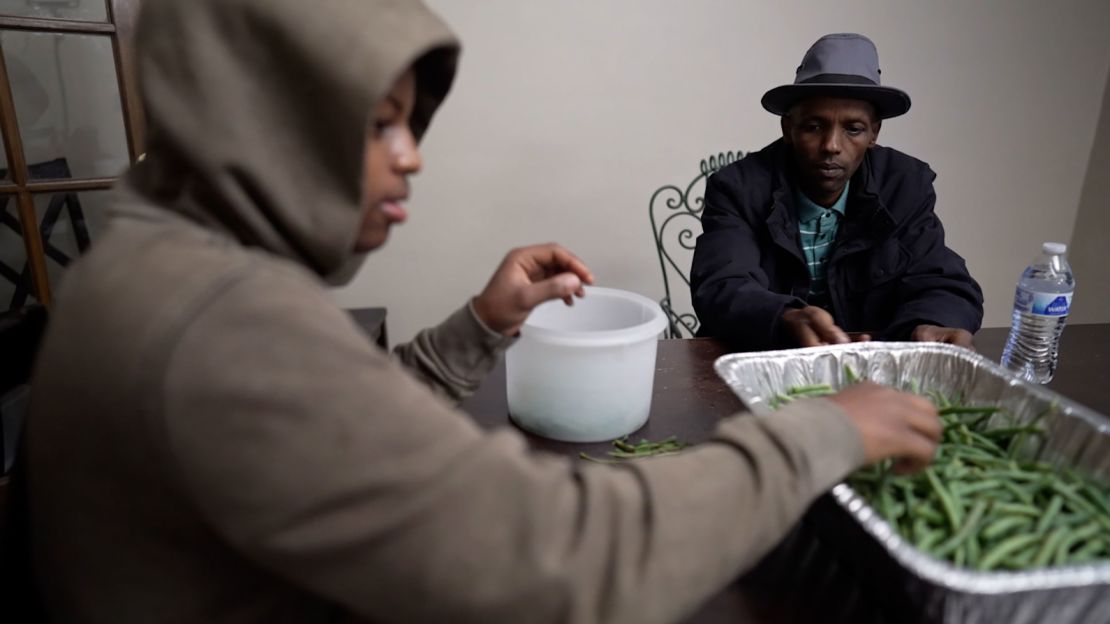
691,139,984,351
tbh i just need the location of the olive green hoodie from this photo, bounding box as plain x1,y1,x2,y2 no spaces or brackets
27,1,866,622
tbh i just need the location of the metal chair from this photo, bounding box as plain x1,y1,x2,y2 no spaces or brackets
1,158,91,309
649,150,745,338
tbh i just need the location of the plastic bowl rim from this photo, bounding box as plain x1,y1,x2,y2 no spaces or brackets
520,286,668,348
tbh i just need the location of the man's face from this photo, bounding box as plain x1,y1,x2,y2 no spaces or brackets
356,69,421,252
781,96,880,206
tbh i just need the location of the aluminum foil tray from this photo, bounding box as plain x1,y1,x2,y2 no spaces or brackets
714,342,1110,623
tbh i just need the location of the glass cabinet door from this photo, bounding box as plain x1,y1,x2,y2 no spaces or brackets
0,0,141,308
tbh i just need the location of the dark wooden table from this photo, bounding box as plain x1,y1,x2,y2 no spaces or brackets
457,324,1110,623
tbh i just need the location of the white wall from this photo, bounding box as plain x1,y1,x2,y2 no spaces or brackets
1068,68,1110,325
333,0,1110,345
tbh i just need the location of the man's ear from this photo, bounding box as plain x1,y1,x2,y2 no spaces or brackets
870,119,882,147
780,115,792,144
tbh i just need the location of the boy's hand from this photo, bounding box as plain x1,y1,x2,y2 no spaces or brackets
828,382,942,474
912,324,974,349
473,243,595,336
782,306,853,347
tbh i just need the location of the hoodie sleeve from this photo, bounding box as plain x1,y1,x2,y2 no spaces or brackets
157,271,868,624
391,301,515,404
691,167,806,350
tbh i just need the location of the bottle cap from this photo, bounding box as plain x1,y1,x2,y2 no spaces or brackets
1043,242,1067,255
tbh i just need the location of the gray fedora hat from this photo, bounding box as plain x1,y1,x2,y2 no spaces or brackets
761,33,911,119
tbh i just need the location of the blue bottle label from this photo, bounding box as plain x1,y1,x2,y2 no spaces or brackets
1014,287,1072,316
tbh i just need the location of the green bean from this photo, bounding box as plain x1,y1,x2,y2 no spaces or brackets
876,462,890,495
909,504,945,526
1062,494,1110,532
979,533,1042,571
1003,545,1039,570
934,500,989,558
786,383,833,396
963,431,1007,456
925,468,962,532
938,406,1001,417
952,480,1004,497
1032,527,1070,568
1082,483,1110,517
955,457,1015,474
582,436,689,462
943,462,970,481
1071,538,1107,563
967,535,982,568
608,450,679,459
945,443,1003,461
1054,522,1104,566
956,423,976,446
844,364,860,385
968,410,1001,431
1007,412,1050,459
942,427,962,445
1035,495,1065,535
1058,511,1094,526
1000,481,1035,505
1051,482,1100,517
1028,403,1055,428
927,390,951,409
912,517,929,543
981,515,1034,541
981,469,1043,482
918,528,945,553
878,493,901,522
982,426,1046,440
901,481,917,518
613,438,638,453
991,501,1042,517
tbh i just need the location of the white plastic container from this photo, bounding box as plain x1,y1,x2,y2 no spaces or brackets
506,286,668,442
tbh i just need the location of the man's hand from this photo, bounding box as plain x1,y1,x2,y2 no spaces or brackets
473,243,595,336
828,382,942,474
781,306,856,347
911,324,974,349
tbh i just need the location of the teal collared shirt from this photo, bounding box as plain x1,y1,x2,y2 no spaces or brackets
795,181,849,309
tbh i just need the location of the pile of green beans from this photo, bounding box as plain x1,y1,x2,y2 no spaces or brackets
768,383,836,409
579,436,689,463
774,369,1110,571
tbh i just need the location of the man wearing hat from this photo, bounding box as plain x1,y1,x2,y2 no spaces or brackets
691,33,983,350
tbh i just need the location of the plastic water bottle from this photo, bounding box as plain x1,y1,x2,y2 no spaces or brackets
1000,242,1075,383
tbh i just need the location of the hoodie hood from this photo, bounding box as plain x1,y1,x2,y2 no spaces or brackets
124,0,459,283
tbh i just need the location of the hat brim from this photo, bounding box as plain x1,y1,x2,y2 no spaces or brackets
761,83,911,119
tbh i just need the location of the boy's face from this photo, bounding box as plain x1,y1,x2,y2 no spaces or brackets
356,69,421,252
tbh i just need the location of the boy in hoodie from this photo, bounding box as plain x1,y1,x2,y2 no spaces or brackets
26,1,941,622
